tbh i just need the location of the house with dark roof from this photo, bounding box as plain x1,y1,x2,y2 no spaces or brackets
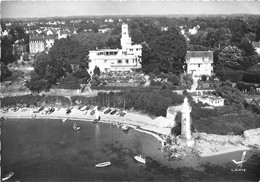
185,51,213,77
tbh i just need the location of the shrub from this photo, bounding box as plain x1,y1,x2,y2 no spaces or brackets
58,74,80,89
168,73,179,85
93,66,101,76
1,95,44,107
201,75,207,81
236,81,256,92
0,62,12,82
242,71,260,84
215,69,244,82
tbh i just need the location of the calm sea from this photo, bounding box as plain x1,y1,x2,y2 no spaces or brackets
1,119,260,182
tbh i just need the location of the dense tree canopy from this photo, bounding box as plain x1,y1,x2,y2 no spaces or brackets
1,36,17,65
0,62,12,82
218,45,244,70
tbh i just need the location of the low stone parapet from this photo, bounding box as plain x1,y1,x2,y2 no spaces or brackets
192,133,245,145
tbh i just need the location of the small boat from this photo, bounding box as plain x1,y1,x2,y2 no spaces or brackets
134,155,146,164
73,123,80,131
62,118,68,123
110,110,117,115
90,110,95,115
13,107,19,112
122,125,129,131
2,172,14,181
104,108,111,114
95,161,111,168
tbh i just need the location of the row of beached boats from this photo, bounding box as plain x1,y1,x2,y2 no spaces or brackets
1,107,19,113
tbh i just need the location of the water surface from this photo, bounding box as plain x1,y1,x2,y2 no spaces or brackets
1,119,260,181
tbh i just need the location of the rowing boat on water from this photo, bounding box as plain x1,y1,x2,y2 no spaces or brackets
134,155,146,164
95,161,111,168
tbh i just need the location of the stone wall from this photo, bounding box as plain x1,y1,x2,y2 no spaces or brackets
192,128,260,147
192,133,245,145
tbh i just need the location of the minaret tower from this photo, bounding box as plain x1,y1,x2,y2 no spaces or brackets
120,23,132,50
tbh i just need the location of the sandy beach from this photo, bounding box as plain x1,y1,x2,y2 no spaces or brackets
1,106,255,157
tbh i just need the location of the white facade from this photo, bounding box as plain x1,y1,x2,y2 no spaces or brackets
29,35,57,54
29,40,45,54
45,38,55,50
192,95,225,107
186,51,213,76
88,24,142,73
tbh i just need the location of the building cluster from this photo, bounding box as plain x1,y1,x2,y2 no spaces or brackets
29,29,71,54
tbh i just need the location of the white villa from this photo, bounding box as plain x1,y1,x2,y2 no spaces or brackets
185,51,214,77
192,95,225,107
88,23,142,73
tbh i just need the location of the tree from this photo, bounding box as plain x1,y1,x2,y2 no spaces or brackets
201,75,207,81
58,74,80,89
33,52,50,78
239,38,256,56
255,20,260,41
0,62,12,82
241,55,260,71
25,71,51,93
49,37,88,67
218,45,244,70
154,27,187,72
214,82,245,108
73,68,90,80
1,36,17,65
168,73,180,85
93,66,101,76
130,28,145,44
23,52,29,61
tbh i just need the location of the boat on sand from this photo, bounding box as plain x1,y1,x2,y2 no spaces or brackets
2,172,14,181
95,161,111,168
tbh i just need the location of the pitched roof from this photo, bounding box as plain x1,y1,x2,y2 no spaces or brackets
30,35,58,41
30,35,45,41
252,42,260,48
186,51,213,64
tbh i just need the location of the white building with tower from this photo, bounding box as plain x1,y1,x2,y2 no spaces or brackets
88,23,142,73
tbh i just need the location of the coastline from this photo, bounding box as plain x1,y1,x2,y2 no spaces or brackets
1,107,257,158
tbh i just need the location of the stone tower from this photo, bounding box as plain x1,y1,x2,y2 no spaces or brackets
120,23,132,49
181,97,192,140
176,97,194,146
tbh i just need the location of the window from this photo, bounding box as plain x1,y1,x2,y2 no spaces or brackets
198,64,201,67
125,59,129,64
117,60,122,64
